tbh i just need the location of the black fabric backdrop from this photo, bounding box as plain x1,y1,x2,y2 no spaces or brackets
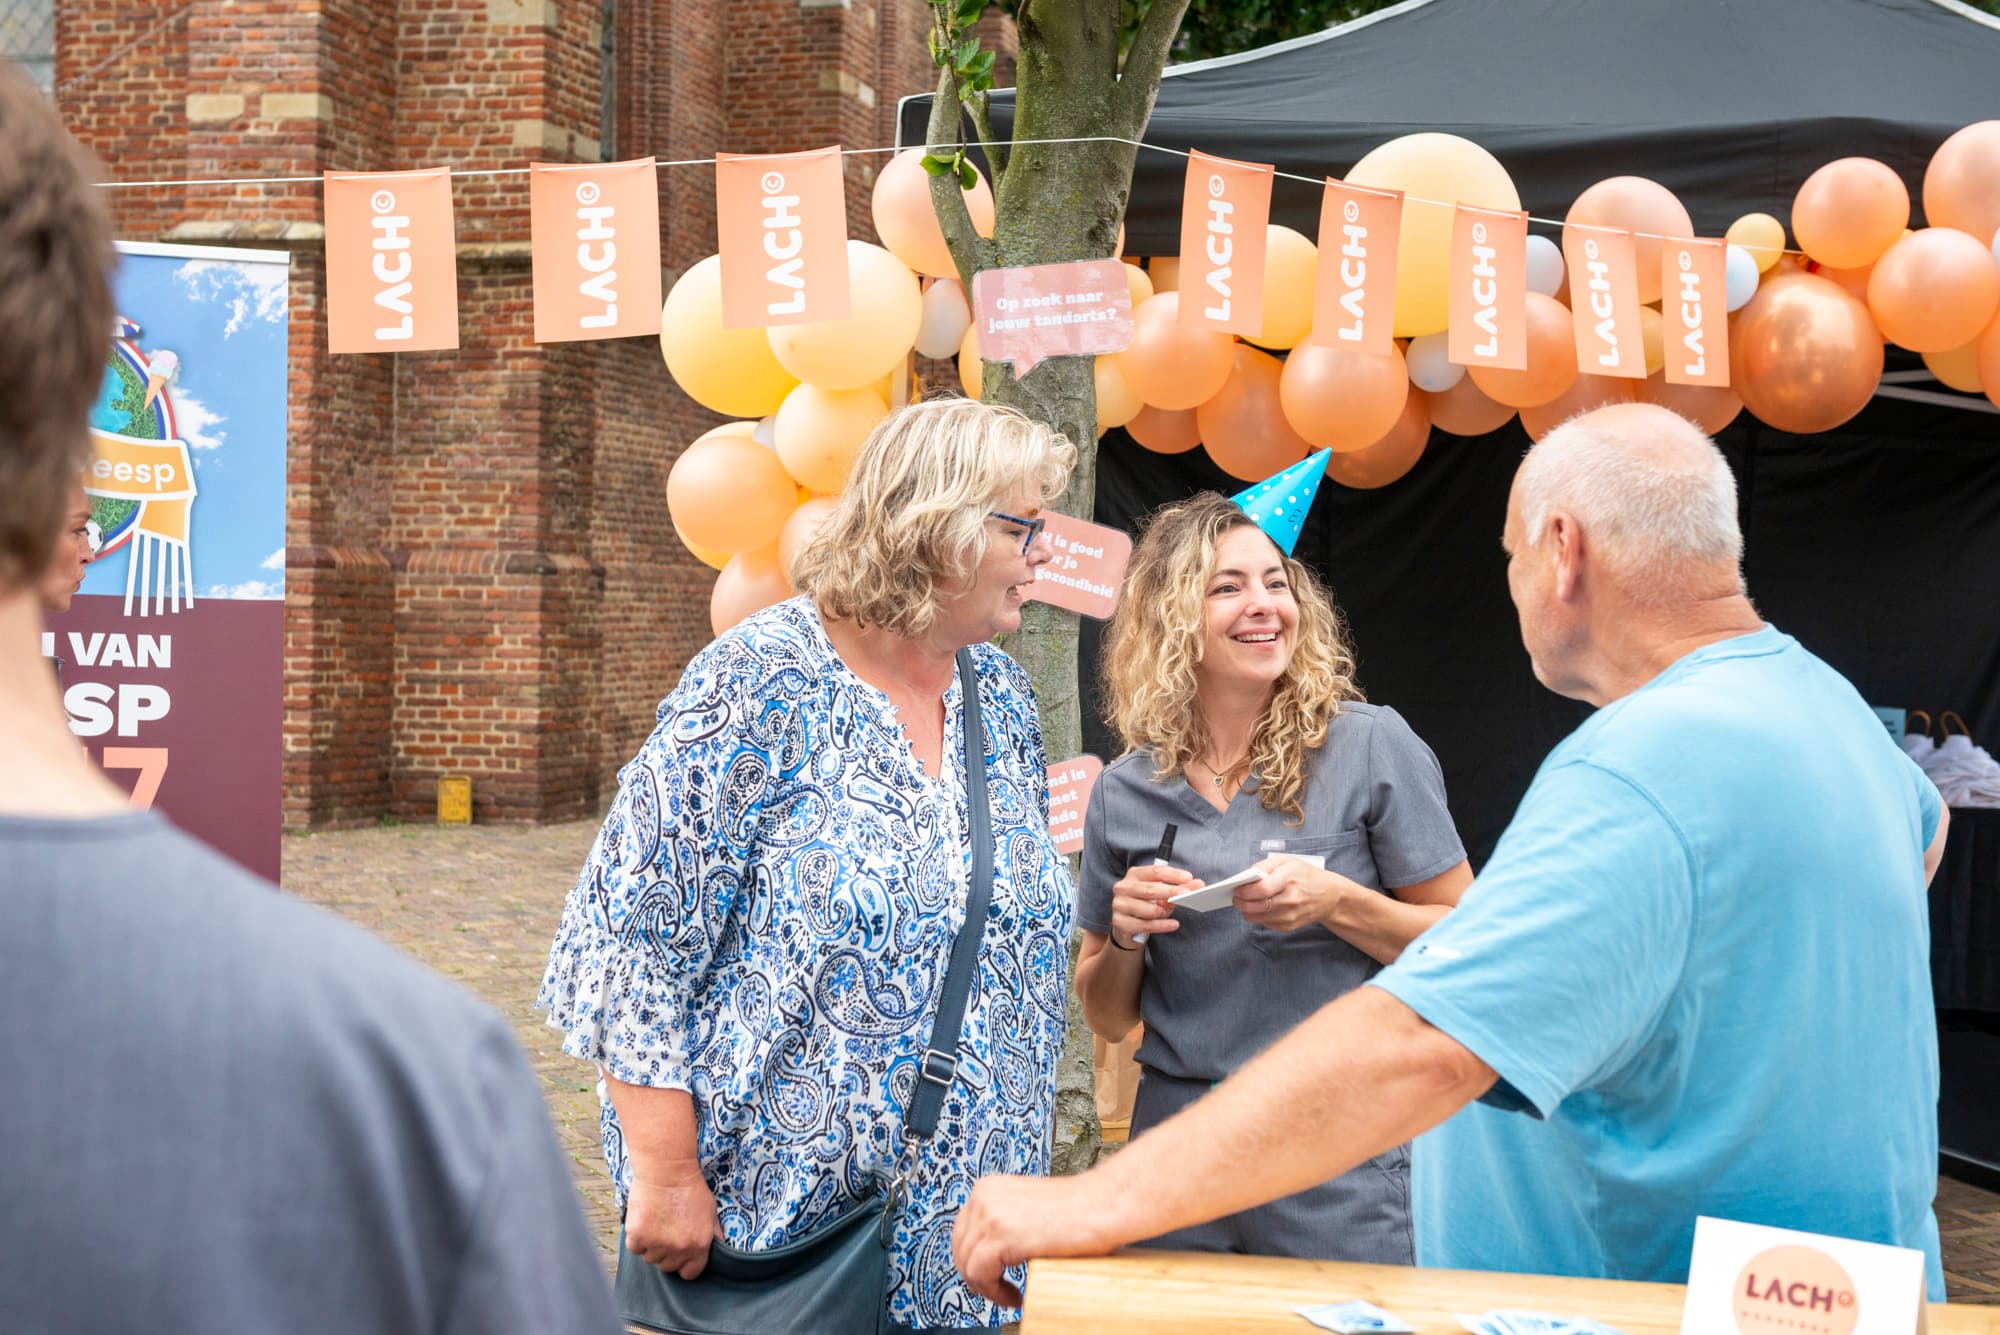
1084,399,2000,868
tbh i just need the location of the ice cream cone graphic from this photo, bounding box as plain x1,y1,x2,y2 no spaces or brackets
141,348,180,411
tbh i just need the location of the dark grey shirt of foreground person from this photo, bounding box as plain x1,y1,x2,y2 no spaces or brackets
0,811,622,1335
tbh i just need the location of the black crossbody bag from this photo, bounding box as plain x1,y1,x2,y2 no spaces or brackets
617,648,996,1335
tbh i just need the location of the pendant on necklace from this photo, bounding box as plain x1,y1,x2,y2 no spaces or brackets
1212,774,1225,786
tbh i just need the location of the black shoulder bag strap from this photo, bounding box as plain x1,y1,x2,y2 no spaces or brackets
886,648,994,1227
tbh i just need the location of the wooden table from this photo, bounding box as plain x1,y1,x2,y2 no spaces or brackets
1021,1250,2000,1332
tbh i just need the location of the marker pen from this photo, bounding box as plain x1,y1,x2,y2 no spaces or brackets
1133,821,1178,945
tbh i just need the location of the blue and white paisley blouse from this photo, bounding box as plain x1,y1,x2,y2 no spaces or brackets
537,597,1075,1328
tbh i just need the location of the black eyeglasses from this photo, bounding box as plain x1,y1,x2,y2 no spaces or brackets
988,510,1047,555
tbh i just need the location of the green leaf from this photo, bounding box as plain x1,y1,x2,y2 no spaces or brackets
957,159,978,191
966,49,996,79
919,154,954,176
954,37,981,65
955,0,987,24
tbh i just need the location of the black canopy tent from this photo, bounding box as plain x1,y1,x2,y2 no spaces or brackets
899,0,2000,867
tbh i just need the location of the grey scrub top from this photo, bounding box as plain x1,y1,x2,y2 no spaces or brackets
1078,702,1466,1083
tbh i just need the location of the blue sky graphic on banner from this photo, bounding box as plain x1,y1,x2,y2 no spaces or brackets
82,244,290,603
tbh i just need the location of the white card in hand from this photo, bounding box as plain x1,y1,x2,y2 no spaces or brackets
1167,866,1263,913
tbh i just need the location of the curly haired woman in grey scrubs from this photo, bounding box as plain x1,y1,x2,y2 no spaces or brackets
1075,492,1472,1263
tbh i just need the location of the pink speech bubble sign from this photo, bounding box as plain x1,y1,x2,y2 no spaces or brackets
1025,512,1132,620
1045,754,1104,855
970,259,1134,375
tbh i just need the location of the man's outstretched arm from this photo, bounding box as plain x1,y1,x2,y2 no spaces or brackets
953,985,1497,1306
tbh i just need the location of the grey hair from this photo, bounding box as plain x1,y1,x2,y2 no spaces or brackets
1517,405,1744,602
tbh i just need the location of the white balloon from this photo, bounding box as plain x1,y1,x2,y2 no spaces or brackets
1724,244,1761,313
1992,225,2000,271
752,414,777,449
913,279,973,360
1525,234,1566,297
1405,331,1465,393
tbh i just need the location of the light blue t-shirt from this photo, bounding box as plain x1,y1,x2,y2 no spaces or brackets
1373,626,1945,1300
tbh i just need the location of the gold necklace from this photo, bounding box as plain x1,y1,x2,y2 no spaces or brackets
1195,753,1250,787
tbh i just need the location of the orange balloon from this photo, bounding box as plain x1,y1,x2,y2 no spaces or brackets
1866,228,2000,352
1113,292,1236,410
1923,120,2000,244
776,496,837,580
672,518,732,572
1470,293,1579,408
1639,306,1666,376
1196,345,1314,482
1096,356,1144,431
1126,403,1202,454
1811,259,1876,302
773,383,890,494
1326,390,1430,489
1979,315,2000,412
1278,340,1410,453
1792,158,1910,270
1923,337,1985,394
1518,374,1638,443
1633,372,1744,436
1427,374,1516,436
666,435,800,554
869,148,996,279
1148,257,1180,293
1731,272,1884,434
710,546,793,637
1565,177,1693,305
956,323,985,399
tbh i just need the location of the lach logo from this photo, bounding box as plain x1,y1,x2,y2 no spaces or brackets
1732,1245,1859,1335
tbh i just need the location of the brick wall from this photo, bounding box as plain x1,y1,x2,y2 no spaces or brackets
56,0,997,826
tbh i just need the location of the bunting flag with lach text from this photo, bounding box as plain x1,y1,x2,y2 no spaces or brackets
1312,179,1401,356
1448,205,1527,370
323,167,460,354
1177,149,1273,338
529,157,662,344
1562,225,1646,379
1662,237,1731,387
716,146,849,329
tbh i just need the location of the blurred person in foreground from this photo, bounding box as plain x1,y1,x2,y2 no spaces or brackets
538,397,1078,1332
955,402,1949,1303
1075,492,1469,1262
40,481,94,613
0,65,620,1335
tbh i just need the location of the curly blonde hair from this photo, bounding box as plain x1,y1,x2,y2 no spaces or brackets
1100,493,1363,821
792,397,1075,638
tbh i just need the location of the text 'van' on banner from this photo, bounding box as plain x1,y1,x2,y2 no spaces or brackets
1177,149,1274,339
1663,237,1732,387
1448,205,1528,371
716,146,850,330
1312,180,1402,357
324,167,460,354
1562,225,1646,379
530,158,662,344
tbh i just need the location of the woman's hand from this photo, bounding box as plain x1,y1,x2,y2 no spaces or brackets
1110,863,1198,947
1234,854,1360,934
623,1161,722,1279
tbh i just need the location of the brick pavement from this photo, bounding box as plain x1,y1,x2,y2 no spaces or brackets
285,820,2000,1303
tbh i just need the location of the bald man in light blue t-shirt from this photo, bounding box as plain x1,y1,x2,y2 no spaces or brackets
954,403,1949,1306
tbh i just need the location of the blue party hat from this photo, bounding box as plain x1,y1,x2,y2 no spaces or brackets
1228,449,1329,555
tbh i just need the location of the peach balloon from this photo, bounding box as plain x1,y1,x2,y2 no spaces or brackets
1114,292,1236,410
773,383,890,494
777,496,838,580
1633,372,1744,436
1638,306,1667,376
1979,315,2000,412
869,148,996,279
1792,158,1910,270
1726,213,1788,273
1095,356,1144,431
1812,259,1876,302
1565,176,1693,305
1731,272,1885,434
1923,337,1986,394
1923,121,2000,244
767,241,924,389
956,323,986,399
1346,133,1521,337
667,434,800,554
692,420,759,446
660,256,800,417
1470,293,1580,408
1326,390,1430,490
1278,339,1410,453
1125,263,1156,310
1125,403,1202,454
673,518,732,572
1249,225,1318,351
710,545,793,637
1427,374,1517,436
1149,257,1180,292
1866,228,2000,352
1197,345,1315,482
1518,374,1638,442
